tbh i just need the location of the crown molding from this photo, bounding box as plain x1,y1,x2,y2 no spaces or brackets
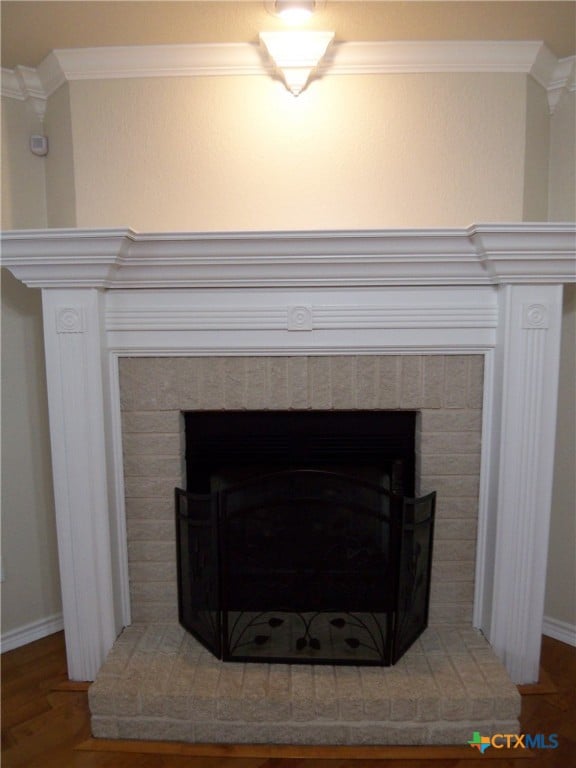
328,40,548,76
546,55,576,114
1,68,24,100
1,65,48,120
2,224,574,289
2,40,572,107
46,43,265,83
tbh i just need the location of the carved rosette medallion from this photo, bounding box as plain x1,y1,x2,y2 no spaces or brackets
522,303,549,330
287,305,313,331
56,307,85,333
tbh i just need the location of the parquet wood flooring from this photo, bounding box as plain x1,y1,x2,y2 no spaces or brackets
2,632,575,768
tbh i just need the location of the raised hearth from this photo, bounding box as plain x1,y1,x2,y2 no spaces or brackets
89,622,520,745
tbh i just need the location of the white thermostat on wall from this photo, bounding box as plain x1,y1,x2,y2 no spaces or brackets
30,135,49,156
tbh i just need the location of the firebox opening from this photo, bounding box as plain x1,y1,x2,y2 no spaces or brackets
184,410,417,496
176,410,435,666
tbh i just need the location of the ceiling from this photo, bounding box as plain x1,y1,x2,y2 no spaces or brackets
2,1,575,70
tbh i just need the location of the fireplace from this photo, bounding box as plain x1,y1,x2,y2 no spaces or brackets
176,410,435,665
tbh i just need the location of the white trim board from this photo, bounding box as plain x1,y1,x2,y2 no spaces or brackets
542,616,576,647
1,613,64,653
2,42,574,115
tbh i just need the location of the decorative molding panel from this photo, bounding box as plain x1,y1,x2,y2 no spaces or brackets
287,306,313,331
105,301,498,333
490,284,564,683
522,303,549,329
1,41,571,106
41,290,118,681
56,307,85,333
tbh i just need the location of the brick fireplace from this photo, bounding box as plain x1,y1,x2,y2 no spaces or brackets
2,223,573,701
121,355,482,629
105,353,504,744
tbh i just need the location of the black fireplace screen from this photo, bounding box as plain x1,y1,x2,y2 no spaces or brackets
175,469,435,666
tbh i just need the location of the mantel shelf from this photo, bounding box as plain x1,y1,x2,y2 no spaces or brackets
2,223,575,289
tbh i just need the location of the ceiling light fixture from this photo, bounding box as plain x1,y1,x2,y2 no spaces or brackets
259,30,334,96
274,0,315,24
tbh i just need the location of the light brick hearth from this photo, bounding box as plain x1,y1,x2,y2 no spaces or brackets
89,623,519,745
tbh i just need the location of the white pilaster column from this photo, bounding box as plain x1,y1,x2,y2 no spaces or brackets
490,283,564,683
41,288,117,681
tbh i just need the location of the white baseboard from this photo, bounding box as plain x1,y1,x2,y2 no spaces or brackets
542,615,576,647
1,612,64,653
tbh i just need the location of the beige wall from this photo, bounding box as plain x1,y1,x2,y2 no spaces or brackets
545,90,576,634
1,97,47,228
545,285,576,630
1,270,62,634
522,77,550,221
1,97,62,637
1,68,574,643
549,91,576,221
69,73,527,230
44,84,77,227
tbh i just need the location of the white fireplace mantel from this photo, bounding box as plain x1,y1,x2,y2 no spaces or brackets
3,223,575,288
2,223,575,684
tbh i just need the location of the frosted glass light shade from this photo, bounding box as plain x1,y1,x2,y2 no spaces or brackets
259,30,335,95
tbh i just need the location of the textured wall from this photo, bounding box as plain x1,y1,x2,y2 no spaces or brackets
522,77,550,221
0,271,62,633
546,92,576,634
1,97,47,229
119,355,483,626
67,73,527,231
44,84,77,227
549,91,576,221
0,98,61,638
546,285,576,629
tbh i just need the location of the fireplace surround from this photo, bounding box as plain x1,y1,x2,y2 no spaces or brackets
121,354,480,632
2,223,574,688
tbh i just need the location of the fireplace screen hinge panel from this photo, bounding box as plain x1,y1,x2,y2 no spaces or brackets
176,410,435,666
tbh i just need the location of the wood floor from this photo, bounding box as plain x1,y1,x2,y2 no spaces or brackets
2,631,575,767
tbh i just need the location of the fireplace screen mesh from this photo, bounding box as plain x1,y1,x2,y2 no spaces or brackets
176,470,435,666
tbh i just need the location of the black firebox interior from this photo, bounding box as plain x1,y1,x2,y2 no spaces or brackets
176,410,435,666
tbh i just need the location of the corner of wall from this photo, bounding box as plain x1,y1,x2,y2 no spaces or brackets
548,90,576,221
44,83,77,227
522,77,550,222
